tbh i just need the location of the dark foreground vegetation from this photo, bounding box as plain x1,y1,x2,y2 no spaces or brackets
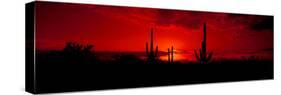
34,49,273,93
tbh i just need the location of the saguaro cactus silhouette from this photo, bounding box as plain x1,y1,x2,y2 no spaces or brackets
168,46,174,64
194,23,213,64
146,28,159,63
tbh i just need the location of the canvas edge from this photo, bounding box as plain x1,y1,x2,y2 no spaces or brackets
25,1,36,94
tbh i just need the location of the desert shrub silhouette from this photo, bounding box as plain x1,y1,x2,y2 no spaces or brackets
62,42,97,64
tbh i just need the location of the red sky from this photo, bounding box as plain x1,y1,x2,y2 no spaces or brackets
35,1,273,61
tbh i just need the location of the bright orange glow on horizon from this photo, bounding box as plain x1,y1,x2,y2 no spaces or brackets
159,49,188,62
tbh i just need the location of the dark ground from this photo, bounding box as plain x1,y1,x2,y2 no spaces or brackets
33,52,273,93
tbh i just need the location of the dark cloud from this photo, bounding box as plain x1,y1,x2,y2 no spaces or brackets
261,48,273,52
227,14,273,32
226,14,256,24
91,4,273,33
155,9,204,29
155,9,263,31
251,16,273,31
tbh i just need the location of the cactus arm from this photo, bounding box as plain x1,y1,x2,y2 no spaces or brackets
150,29,154,55
155,45,158,58
168,48,170,63
194,49,200,62
171,46,174,63
199,49,204,61
146,42,149,56
206,52,213,63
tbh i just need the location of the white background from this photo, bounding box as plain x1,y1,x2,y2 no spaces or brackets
0,0,280,95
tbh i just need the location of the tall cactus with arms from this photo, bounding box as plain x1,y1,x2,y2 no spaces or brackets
146,28,159,64
194,23,213,64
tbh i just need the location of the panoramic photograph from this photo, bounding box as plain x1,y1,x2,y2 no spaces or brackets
26,1,273,93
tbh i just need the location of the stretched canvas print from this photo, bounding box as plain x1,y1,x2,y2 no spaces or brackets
26,1,274,94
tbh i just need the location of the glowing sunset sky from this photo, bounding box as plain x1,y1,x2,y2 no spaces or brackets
35,1,273,60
